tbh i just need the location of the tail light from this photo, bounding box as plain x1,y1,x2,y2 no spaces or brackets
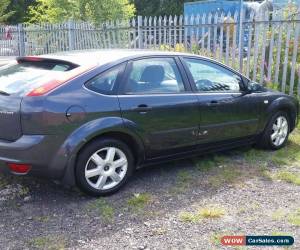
7,163,31,174
26,65,95,97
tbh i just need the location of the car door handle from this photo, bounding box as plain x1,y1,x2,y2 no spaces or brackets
208,100,219,106
132,104,152,113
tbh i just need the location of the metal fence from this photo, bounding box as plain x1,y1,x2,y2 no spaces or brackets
0,9,300,95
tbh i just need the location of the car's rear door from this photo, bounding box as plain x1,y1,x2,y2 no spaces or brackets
117,56,200,158
181,57,260,143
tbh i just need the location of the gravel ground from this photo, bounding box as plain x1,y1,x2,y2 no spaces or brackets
0,130,300,250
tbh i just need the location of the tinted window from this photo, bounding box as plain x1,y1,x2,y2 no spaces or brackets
85,64,125,95
123,58,185,94
183,58,242,92
0,61,73,95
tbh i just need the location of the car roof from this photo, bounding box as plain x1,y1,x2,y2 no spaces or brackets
17,49,247,81
37,49,200,66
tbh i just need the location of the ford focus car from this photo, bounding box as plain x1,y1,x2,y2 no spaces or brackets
0,50,298,196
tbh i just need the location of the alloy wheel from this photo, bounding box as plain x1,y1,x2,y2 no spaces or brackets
271,116,289,147
84,147,128,190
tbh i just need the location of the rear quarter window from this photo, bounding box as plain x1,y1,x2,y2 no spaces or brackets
85,64,125,95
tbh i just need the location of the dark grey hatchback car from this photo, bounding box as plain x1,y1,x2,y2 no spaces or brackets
0,50,298,196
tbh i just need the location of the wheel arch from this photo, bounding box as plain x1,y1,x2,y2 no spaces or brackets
265,97,297,132
59,117,145,186
76,131,144,165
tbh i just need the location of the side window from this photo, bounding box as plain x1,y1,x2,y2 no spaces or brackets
85,64,124,95
183,58,242,92
123,58,185,94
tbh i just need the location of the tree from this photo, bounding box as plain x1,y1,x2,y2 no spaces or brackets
0,0,15,23
80,0,136,23
132,0,200,17
7,0,37,24
28,0,135,23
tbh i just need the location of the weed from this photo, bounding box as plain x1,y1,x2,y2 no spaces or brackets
179,211,202,223
196,154,229,172
242,149,267,165
179,205,225,223
171,170,193,193
271,209,287,220
34,216,50,223
276,171,300,185
208,167,240,188
198,206,225,218
18,186,30,196
87,199,114,222
210,233,221,245
127,193,152,211
288,208,300,226
29,235,66,250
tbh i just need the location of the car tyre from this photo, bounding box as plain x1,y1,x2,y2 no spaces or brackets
258,111,290,150
75,138,134,196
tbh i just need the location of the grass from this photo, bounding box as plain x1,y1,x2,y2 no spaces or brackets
287,208,300,227
208,166,241,188
242,148,267,165
29,235,66,250
127,193,152,211
275,171,300,185
271,231,293,236
270,208,300,227
179,211,202,223
270,130,300,166
34,216,50,223
198,206,225,218
177,169,193,184
179,205,225,223
271,209,287,220
195,154,228,172
189,125,300,190
87,199,114,222
0,174,8,189
18,186,30,196
210,232,222,245
171,169,194,193
195,156,218,172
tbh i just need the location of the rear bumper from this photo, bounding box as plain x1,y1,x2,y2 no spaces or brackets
0,134,68,180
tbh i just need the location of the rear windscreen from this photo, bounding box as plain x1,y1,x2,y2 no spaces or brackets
0,60,77,95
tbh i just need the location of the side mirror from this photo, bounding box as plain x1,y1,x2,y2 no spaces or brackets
241,88,252,96
247,81,264,93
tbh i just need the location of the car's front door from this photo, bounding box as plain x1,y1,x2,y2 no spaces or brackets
181,57,260,143
118,57,200,158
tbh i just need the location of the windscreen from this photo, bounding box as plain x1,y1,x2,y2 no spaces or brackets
0,60,76,95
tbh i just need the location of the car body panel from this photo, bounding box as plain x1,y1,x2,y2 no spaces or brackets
118,93,200,158
195,92,261,142
0,95,23,141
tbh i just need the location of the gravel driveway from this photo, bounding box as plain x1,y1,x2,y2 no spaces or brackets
1,128,300,250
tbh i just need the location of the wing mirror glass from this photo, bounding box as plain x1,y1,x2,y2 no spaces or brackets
246,81,264,93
